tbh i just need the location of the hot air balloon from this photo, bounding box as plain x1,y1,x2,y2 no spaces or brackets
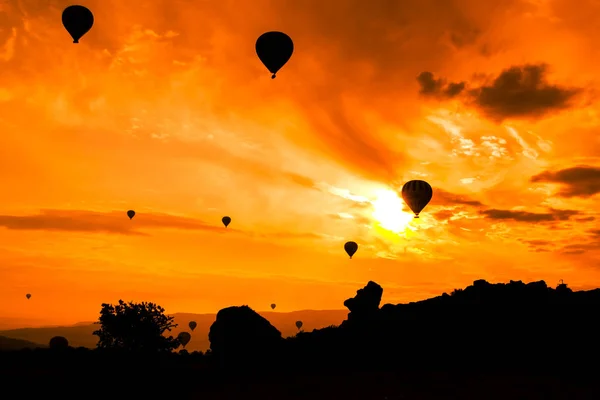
295,320,303,330
344,241,358,259
188,321,197,331
127,210,135,220
401,180,433,218
26,293,31,300
270,303,276,310
62,5,94,44
178,332,191,348
222,216,231,228
255,31,294,79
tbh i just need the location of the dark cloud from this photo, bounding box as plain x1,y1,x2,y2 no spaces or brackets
558,242,600,255
0,209,228,235
481,208,580,222
469,64,581,121
430,189,484,207
530,165,600,197
416,72,466,99
587,229,600,238
417,64,582,122
518,238,555,253
575,216,596,222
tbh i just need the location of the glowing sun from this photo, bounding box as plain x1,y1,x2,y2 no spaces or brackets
371,189,414,233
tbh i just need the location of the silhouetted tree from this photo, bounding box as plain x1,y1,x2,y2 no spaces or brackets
49,336,69,350
93,300,179,352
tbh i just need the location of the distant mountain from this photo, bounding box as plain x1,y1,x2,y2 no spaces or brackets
0,335,45,350
0,309,348,352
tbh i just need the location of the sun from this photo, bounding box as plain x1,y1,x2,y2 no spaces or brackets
371,189,414,233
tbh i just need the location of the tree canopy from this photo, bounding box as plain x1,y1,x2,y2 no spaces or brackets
93,300,179,352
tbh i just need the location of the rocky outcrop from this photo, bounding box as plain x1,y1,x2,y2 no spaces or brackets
341,281,383,328
208,305,282,369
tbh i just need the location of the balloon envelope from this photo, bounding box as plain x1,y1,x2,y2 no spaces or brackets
401,180,433,218
178,332,191,347
222,216,231,227
270,303,276,310
188,321,197,331
26,293,31,299
127,210,135,220
255,31,294,78
62,5,94,44
295,320,303,329
344,241,358,259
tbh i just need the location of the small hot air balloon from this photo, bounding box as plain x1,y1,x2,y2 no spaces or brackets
295,320,303,330
401,180,433,218
222,216,231,228
26,293,31,300
270,303,276,310
255,31,294,79
127,210,135,220
62,5,94,44
188,321,197,331
344,241,358,259
178,331,191,348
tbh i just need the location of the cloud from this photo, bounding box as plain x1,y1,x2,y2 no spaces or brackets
417,64,582,122
481,208,580,222
0,209,227,235
518,238,556,253
282,172,319,190
530,165,600,197
416,71,465,99
430,189,484,207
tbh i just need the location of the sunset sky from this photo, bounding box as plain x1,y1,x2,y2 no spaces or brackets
2,0,600,327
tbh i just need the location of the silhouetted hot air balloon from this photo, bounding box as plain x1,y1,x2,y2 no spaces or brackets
62,5,94,44
344,241,358,259
401,180,433,218
270,303,276,310
255,31,294,79
178,331,191,348
222,216,231,228
188,321,197,331
26,293,31,300
295,320,303,330
127,210,135,220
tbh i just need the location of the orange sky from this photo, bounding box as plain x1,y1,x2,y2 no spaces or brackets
2,0,600,327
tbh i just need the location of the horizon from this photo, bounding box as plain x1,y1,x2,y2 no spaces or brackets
3,0,600,327
0,307,348,330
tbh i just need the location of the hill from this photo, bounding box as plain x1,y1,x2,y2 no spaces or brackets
0,335,45,350
0,309,348,352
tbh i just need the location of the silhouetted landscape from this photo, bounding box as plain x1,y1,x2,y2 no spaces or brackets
3,279,600,399
0,309,347,352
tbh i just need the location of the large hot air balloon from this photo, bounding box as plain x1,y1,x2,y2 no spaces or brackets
178,332,191,348
401,180,433,218
127,210,135,220
188,321,197,331
270,303,276,310
222,216,231,228
344,241,358,259
62,5,94,44
255,31,294,79
26,293,31,300
295,320,303,330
